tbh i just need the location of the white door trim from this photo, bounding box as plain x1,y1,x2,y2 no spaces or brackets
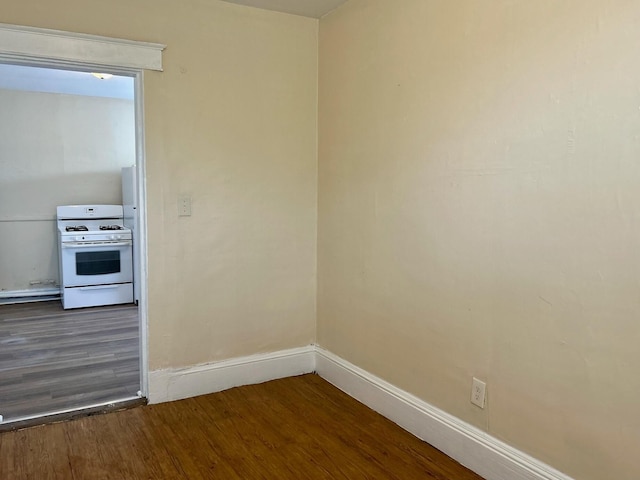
133,70,150,399
0,23,165,71
0,23,161,401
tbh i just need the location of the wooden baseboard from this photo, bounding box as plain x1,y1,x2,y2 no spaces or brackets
314,347,574,480
148,345,316,404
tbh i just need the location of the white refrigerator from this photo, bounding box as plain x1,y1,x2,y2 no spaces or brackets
122,165,140,304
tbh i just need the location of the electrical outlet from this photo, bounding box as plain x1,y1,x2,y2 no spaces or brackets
178,195,192,217
471,377,486,409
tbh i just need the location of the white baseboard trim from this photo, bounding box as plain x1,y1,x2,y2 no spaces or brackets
315,347,574,480
147,345,573,480
148,345,316,404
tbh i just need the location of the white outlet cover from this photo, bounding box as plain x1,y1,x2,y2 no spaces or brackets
471,377,486,409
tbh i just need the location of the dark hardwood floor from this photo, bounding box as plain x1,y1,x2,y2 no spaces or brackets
0,300,140,422
0,374,485,479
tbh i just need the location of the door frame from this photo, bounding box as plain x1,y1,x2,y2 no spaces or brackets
0,24,164,402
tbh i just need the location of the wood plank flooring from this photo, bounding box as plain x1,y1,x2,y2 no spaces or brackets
0,374,485,479
0,301,139,422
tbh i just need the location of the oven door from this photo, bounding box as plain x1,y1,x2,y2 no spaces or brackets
60,240,133,287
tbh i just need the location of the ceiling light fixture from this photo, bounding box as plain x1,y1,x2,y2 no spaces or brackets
91,72,113,80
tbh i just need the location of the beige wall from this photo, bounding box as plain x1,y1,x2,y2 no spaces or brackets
0,89,135,292
318,1,640,480
4,0,637,478
1,0,318,367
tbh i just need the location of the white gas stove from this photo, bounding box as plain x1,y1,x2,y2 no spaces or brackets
57,205,134,309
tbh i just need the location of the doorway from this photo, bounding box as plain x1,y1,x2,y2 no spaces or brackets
0,62,148,425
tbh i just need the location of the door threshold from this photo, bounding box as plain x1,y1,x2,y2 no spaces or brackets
0,396,147,433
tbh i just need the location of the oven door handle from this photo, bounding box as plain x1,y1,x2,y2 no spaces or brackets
62,241,132,248
77,285,122,291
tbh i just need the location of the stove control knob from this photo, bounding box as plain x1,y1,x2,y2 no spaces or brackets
111,234,121,240
75,236,82,241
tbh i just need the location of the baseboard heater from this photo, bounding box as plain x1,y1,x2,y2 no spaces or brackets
0,288,61,300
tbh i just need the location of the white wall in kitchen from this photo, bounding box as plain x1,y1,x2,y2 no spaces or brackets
0,88,135,295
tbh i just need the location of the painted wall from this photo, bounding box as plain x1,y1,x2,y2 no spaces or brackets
0,89,135,293
1,0,318,367
318,1,640,480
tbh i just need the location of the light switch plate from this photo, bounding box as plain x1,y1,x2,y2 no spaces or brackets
178,195,191,216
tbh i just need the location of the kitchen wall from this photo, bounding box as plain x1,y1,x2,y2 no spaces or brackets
318,1,640,480
0,0,318,367
0,88,135,294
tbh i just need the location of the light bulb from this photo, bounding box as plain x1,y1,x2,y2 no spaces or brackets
91,72,113,80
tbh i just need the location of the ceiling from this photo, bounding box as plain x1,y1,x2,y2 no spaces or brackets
220,0,349,18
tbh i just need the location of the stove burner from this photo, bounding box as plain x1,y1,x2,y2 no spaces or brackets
99,225,125,231
66,226,88,232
